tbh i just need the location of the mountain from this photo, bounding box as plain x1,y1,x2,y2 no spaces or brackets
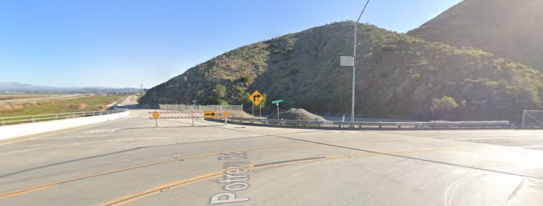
0,82,139,93
140,21,543,122
0,82,64,92
407,0,543,71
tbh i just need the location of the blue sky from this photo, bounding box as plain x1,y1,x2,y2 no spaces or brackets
0,0,462,88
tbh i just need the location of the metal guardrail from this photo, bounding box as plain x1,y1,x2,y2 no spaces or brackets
0,109,127,126
222,117,511,129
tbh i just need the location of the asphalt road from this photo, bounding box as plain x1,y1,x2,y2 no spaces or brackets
1,110,543,206
113,95,139,109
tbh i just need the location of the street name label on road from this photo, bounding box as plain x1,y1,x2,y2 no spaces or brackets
204,111,218,118
272,99,283,104
152,111,160,119
249,90,263,105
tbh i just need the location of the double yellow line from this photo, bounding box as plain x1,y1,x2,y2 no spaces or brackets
0,142,317,200
0,139,409,203
96,149,434,206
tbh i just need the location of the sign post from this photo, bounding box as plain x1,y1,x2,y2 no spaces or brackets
249,90,263,118
272,99,283,120
223,111,229,125
192,113,195,127
152,111,160,127
340,55,356,122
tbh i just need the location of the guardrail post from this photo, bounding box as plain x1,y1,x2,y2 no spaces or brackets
32,116,36,123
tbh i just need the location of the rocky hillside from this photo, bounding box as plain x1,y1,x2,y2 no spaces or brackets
140,21,543,122
408,0,543,71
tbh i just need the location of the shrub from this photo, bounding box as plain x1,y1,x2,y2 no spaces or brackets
430,96,459,118
382,45,397,52
215,84,226,99
239,76,250,83
288,68,300,76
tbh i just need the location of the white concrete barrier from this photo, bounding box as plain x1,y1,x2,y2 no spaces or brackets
0,111,130,141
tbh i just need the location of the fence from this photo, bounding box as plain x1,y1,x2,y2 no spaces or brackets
521,110,543,128
0,109,127,126
159,104,243,111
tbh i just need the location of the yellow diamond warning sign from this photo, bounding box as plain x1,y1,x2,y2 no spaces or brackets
249,90,263,105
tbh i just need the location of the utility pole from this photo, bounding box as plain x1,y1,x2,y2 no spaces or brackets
140,84,143,96
351,0,371,122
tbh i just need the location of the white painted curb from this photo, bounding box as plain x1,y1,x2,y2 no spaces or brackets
0,111,130,141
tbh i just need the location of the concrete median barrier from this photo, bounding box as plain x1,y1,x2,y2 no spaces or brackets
0,111,130,141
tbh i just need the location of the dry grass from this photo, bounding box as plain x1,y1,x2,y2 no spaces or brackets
0,94,57,101
0,95,125,117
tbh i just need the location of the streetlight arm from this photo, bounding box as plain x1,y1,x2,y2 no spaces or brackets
356,0,371,23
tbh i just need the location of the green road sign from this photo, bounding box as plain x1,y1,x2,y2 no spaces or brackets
272,99,283,104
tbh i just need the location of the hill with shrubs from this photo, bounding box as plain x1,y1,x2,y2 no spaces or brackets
140,21,543,122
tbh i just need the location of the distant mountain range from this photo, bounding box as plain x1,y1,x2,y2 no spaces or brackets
0,82,140,93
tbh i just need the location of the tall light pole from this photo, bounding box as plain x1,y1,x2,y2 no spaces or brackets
351,0,371,122
140,84,143,96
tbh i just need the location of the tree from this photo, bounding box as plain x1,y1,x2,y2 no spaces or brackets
258,93,267,109
430,96,459,118
240,92,252,105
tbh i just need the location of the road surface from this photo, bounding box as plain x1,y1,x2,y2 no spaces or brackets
113,95,139,109
1,110,543,206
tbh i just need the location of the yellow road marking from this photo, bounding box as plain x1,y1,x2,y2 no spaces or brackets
0,143,315,200
94,149,434,206
0,159,176,200
0,185,56,200
95,170,230,206
257,149,434,170
0,140,403,201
